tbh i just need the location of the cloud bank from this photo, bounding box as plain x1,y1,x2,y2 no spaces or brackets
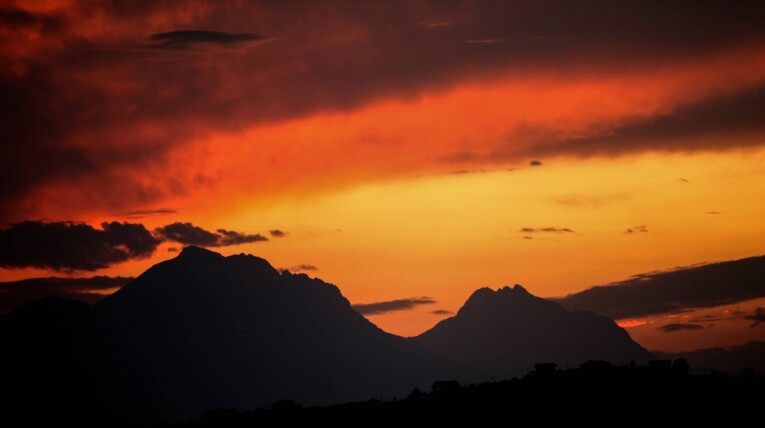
557,255,765,319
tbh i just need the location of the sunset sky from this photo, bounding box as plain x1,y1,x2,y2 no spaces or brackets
2,1,765,352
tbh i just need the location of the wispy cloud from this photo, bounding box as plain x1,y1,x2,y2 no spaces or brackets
658,323,704,333
352,297,436,315
519,227,576,234
624,225,648,234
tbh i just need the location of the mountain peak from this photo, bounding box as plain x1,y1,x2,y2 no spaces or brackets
463,284,534,311
413,284,653,377
178,245,224,260
513,284,528,293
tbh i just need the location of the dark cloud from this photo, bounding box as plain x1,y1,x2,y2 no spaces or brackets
0,7,64,31
520,227,575,233
352,297,437,315
154,222,267,247
269,229,288,238
3,2,765,221
658,323,704,333
148,30,265,49
154,222,219,247
0,276,131,314
217,229,268,246
745,307,765,327
557,255,765,319
705,211,722,215
624,225,648,234
678,177,690,184
0,221,161,271
529,160,542,167
430,309,453,316
526,84,765,159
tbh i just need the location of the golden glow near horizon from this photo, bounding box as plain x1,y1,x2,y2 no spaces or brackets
9,147,759,350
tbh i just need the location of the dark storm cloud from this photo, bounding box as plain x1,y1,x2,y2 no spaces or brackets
269,229,288,238
658,323,704,333
352,297,437,315
519,227,575,233
0,276,132,314
431,309,453,315
529,160,542,167
746,307,765,327
148,30,264,49
154,222,267,247
527,84,765,159
557,255,765,319
3,1,765,221
0,219,271,271
0,221,161,271
0,7,64,30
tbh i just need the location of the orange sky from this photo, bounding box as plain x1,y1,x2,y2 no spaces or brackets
2,1,765,352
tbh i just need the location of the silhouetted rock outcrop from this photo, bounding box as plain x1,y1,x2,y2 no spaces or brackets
411,284,653,378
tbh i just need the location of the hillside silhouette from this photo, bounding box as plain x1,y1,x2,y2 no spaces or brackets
657,341,765,374
177,361,765,426
0,247,664,424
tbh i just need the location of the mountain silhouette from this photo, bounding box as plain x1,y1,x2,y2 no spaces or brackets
95,246,440,420
1,248,652,423
656,341,765,374
412,285,653,378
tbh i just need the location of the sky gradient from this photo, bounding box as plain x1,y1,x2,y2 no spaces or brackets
2,1,765,352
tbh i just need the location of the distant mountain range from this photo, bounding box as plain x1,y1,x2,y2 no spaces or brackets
0,247,651,423
656,341,765,374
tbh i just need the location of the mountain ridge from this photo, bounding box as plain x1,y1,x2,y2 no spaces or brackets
1,247,652,423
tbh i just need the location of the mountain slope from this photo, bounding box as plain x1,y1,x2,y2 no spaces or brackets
1,249,655,424
95,246,439,420
412,285,652,378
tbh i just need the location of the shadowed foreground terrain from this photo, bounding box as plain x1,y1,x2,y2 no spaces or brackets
179,361,765,426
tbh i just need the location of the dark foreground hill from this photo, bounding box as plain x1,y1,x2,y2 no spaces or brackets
178,362,765,426
1,247,652,424
656,341,765,374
